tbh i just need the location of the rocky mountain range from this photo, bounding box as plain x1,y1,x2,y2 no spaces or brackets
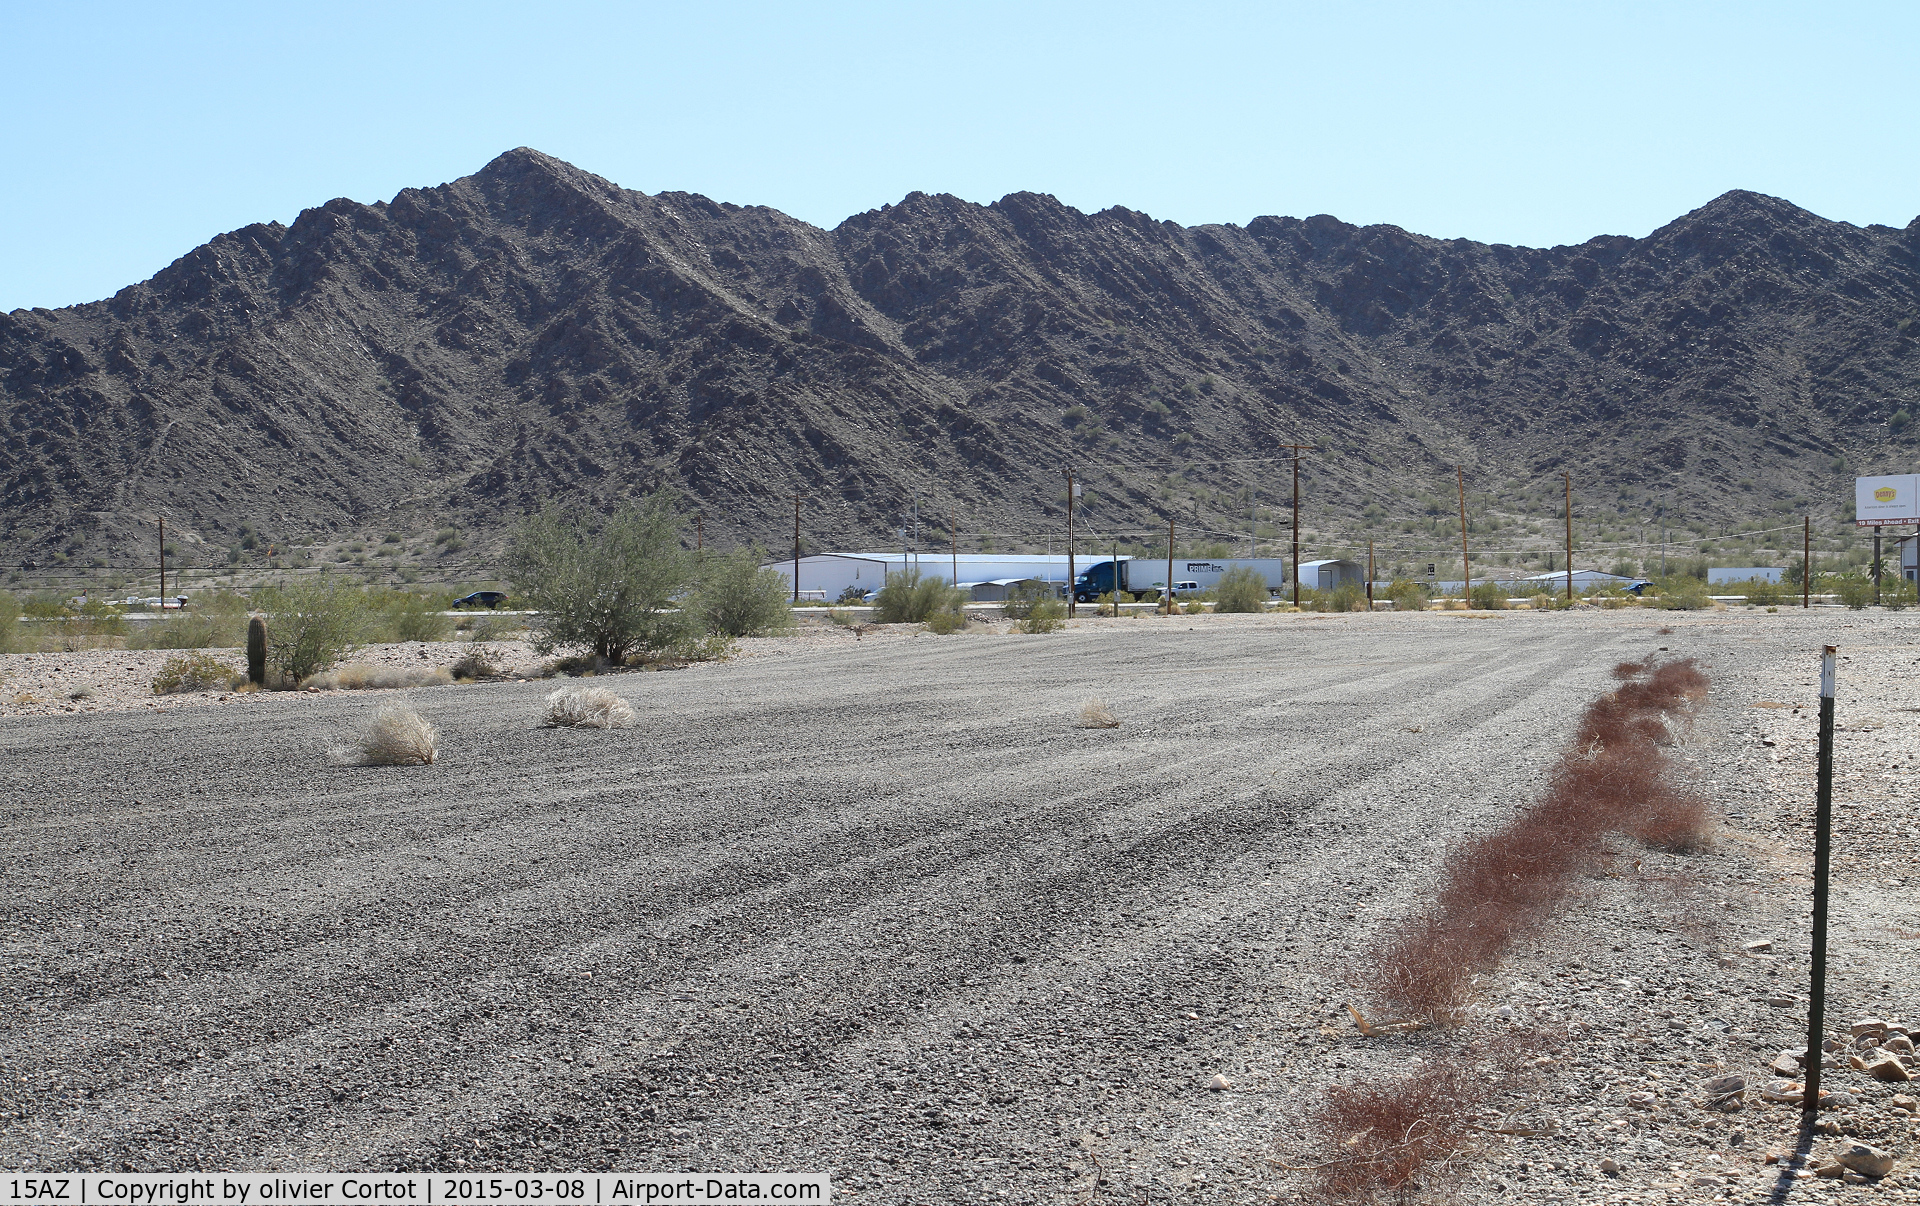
4,147,1918,571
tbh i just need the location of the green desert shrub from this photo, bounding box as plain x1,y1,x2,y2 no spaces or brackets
874,568,966,624
1830,574,1874,610
0,591,19,653
505,493,701,663
1652,578,1712,610
697,545,795,637
1015,596,1067,633
1326,582,1369,612
152,652,239,695
1000,581,1055,621
1213,566,1269,613
1467,582,1507,610
55,601,127,651
924,608,970,634
129,590,251,649
379,592,455,642
1385,579,1430,612
254,578,376,684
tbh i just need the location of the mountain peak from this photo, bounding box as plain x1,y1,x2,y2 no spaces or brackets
476,146,577,181
1662,189,1829,234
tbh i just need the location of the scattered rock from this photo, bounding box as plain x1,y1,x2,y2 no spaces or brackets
1689,1173,1725,1187
1626,1091,1657,1110
1771,1054,1804,1076
1890,1094,1919,1113
1761,1079,1806,1103
1837,1144,1896,1179
1815,1162,1846,1179
1821,1091,1860,1110
1699,1074,1746,1107
1888,1035,1915,1055
1854,1017,1889,1038
1766,994,1799,1008
1868,1056,1912,1082
1205,1074,1231,1092
1598,1158,1621,1175
1744,939,1774,952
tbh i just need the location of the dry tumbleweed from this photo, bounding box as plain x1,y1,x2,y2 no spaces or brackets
332,703,439,766
1077,697,1121,728
545,683,635,729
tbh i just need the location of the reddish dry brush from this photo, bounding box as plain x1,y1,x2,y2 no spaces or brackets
1307,1063,1482,1202
1297,659,1710,1202
1300,1033,1555,1203
1368,657,1711,1021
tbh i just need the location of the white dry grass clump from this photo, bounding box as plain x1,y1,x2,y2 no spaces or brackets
331,703,439,766
1077,697,1121,728
303,664,453,691
544,683,635,729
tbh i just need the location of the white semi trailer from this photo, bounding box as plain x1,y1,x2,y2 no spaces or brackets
1071,557,1288,603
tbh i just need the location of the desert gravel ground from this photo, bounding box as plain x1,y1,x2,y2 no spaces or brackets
3,607,1919,1203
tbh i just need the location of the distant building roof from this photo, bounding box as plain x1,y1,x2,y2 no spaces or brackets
1517,569,1638,585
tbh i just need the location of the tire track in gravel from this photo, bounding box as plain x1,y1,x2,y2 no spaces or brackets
2,614,1658,1188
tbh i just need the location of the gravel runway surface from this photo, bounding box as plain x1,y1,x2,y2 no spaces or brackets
5,608,1916,1202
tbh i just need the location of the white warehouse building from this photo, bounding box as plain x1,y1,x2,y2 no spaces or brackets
765,553,1088,602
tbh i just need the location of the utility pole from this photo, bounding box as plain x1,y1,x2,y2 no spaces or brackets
1275,443,1313,608
791,494,804,605
158,516,166,605
1457,468,1472,603
1366,538,1374,609
1065,469,1079,617
1804,515,1812,610
1874,528,1882,605
950,507,958,588
696,513,703,554
1564,472,1574,603
1249,489,1256,559
1660,507,1668,578
1166,514,1176,616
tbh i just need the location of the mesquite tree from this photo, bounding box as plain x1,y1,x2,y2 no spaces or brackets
505,493,701,663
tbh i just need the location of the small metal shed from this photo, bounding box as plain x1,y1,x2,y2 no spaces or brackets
1296,559,1365,591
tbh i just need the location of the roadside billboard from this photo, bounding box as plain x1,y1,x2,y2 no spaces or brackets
1855,474,1920,526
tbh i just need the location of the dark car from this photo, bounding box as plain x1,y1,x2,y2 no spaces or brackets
452,591,508,609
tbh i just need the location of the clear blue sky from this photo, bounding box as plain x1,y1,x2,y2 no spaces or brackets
5,0,1917,312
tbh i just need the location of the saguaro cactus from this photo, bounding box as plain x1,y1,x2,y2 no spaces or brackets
247,616,267,686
